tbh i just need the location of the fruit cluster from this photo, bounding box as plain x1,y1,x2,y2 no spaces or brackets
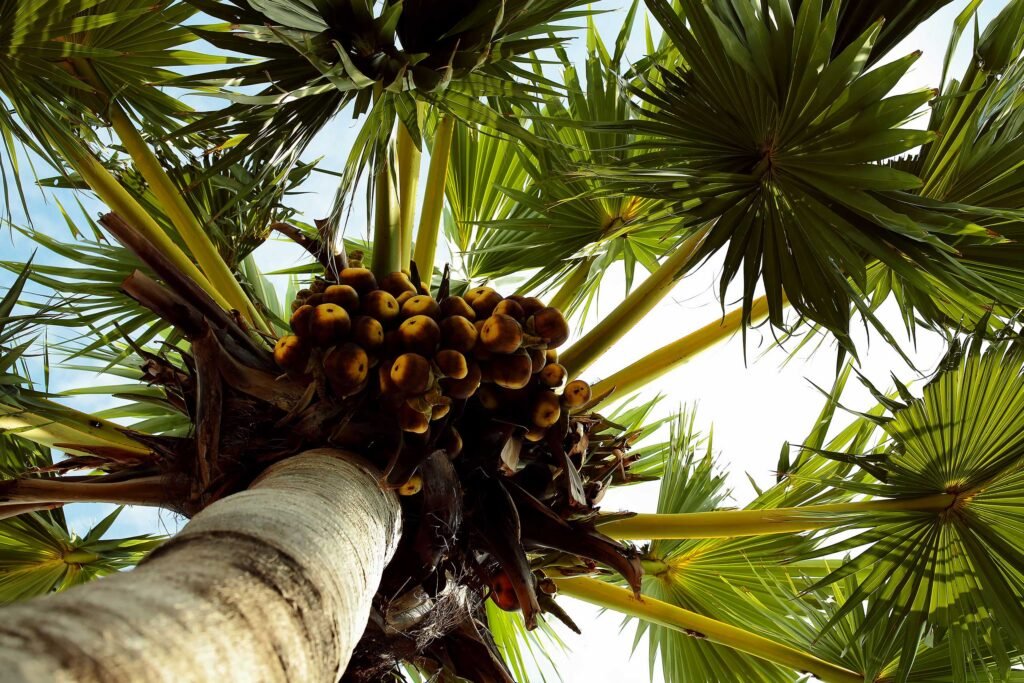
273,267,591,443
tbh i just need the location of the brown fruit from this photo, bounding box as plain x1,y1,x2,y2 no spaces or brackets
489,572,520,612
378,363,400,395
528,347,547,374
439,296,475,320
529,307,570,348
441,361,481,399
398,403,429,434
397,473,423,495
399,315,441,355
431,403,451,420
477,384,501,410
493,299,525,321
305,293,324,307
379,271,417,297
290,299,304,313
362,290,400,323
295,288,312,300
396,291,416,308
439,316,477,353
310,304,351,346
323,284,360,312
519,297,546,317
480,314,524,354
531,391,561,428
490,351,533,390
324,343,369,395
391,353,432,394
352,316,384,350
418,280,431,295
339,267,377,293
562,379,591,408
348,259,363,268
402,295,441,319
545,348,558,364
382,329,403,357
524,427,547,443
289,304,315,337
442,427,463,458
435,349,468,379
539,363,567,388
310,279,329,294
273,335,310,373
465,286,503,318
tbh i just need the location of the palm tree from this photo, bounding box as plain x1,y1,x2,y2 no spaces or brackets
0,0,1021,681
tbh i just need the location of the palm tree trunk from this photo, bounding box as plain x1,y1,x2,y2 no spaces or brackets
0,449,401,683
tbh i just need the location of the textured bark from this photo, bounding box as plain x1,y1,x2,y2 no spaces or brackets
0,449,401,683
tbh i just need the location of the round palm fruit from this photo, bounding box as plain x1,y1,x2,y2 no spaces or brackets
348,249,364,262
295,288,312,301
310,278,329,294
489,572,520,612
348,259,363,268
305,293,324,307
324,343,369,395
490,351,533,390
352,316,384,350
493,298,525,321
439,316,477,353
539,363,567,389
480,314,523,354
402,294,441,319
431,403,450,420
435,349,468,379
524,427,547,443
396,291,416,308
528,307,570,348
273,335,310,374
466,287,503,318
545,348,558,364
323,284,360,313
442,427,463,458
363,290,400,324
397,473,423,495
528,347,547,374
310,304,351,346
531,391,561,428
418,281,430,295
398,403,429,434
477,384,501,410
399,315,441,355
339,267,377,294
391,353,432,394
519,297,546,317
290,304,315,337
562,379,591,408
290,299,304,313
441,360,481,399
380,271,417,297
378,363,400,395
439,295,475,320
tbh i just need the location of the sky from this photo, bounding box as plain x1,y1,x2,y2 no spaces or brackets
0,0,1011,681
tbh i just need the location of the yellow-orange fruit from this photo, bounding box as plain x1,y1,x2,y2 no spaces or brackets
524,427,547,442
324,343,369,395
431,403,451,420
439,316,478,353
528,347,547,374
435,349,468,379
562,379,591,408
398,403,429,434
442,427,463,457
396,291,416,308
339,267,377,293
489,572,520,611
477,384,501,410
519,297,546,317
402,295,441,319
380,271,418,297
273,335,310,373
391,353,432,394
490,351,533,390
399,315,441,355
378,363,400,395
539,363,567,388
362,290,400,323
493,299,525,321
398,473,423,495
418,280,430,295
441,361,481,399
352,315,384,350
309,304,351,346
480,314,524,354
528,307,569,348
439,296,475,320
465,286,503,318
531,391,561,428
323,284,360,312
289,304,315,337
545,348,558,364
